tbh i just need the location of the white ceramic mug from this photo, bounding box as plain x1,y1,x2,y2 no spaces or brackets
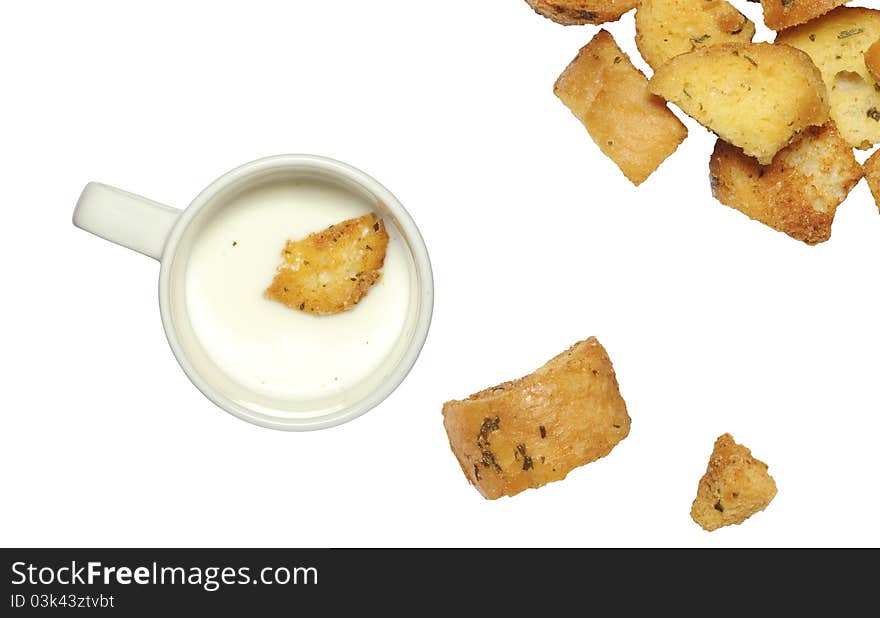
73,154,434,431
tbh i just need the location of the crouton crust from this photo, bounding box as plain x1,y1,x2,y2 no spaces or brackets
865,38,880,83
442,338,631,500
691,434,777,531
708,122,862,244
554,30,687,185
265,213,389,315
863,149,880,213
759,0,849,31
524,0,637,25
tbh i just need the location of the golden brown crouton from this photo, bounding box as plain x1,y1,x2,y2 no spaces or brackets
863,149,880,213
635,0,755,70
442,338,631,500
524,0,637,25
759,0,849,31
265,213,389,315
709,123,862,245
865,38,880,83
691,434,777,531
554,30,687,185
650,42,829,164
777,7,880,149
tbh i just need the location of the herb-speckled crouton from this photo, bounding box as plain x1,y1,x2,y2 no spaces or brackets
708,122,862,245
650,42,829,165
265,213,389,315
635,0,755,70
691,434,777,531
777,7,880,149
443,338,630,500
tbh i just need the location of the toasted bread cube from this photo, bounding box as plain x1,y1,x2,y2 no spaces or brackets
635,0,755,70
265,213,389,315
709,123,862,245
555,30,687,185
777,7,880,149
865,38,880,82
442,338,630,500
691,434,777,531
864,149,880,213
524,0,637,25
759,0,849,31
650,42,829,164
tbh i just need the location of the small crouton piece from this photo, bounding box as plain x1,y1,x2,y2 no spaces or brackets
635,0,755,70
864,149,880,213
777,7,880,149
759,0,849,31
555,30,687,185
442,338,630,500
524,0,637,25
265,213,389,315
650,42,829,164
865,38,880,83
691,434,777,531
709,123,862,245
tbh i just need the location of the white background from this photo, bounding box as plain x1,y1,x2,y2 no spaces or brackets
2,0,878,548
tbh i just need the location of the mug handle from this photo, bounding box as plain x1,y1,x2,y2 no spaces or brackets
73,182,181,260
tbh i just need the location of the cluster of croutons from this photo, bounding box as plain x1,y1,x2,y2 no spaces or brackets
530,1,880,245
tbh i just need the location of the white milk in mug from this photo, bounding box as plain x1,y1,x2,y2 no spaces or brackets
185,178,413,403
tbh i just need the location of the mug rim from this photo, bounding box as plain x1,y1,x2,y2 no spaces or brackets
157,154,434,431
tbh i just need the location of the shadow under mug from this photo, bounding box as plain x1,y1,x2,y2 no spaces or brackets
73,154,434,431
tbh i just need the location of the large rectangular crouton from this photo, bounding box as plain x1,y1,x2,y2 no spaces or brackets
554,30,687,185
442,338,630,500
